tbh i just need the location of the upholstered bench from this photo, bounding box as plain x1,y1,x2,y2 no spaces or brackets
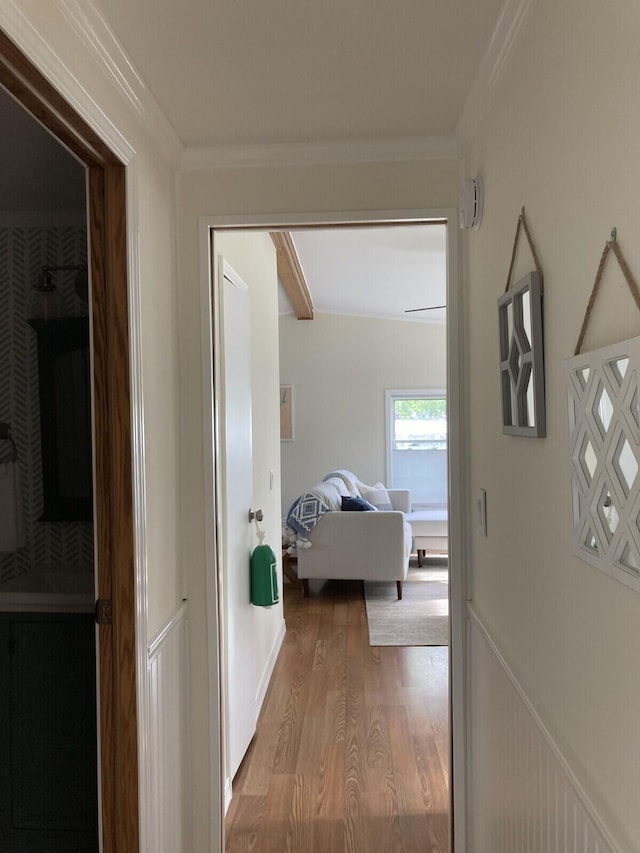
405,509,448,566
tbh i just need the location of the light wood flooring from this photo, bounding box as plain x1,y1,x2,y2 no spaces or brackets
225,578,450,852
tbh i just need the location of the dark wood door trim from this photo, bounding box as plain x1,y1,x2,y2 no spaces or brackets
0,29,139,853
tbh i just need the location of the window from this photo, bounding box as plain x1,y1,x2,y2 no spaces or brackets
385,390,448,508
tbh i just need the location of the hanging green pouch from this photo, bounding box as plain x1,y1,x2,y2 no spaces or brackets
250,544,279,607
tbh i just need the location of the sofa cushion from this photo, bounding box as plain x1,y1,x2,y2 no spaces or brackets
341,495,377,512
360,482,393,511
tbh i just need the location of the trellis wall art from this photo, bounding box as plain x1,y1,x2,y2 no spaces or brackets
498,208,546,437
566,229,640,591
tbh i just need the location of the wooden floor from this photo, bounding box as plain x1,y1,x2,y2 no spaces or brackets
225,578,450,852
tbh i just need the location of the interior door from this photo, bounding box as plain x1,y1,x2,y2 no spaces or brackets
217,258,257,784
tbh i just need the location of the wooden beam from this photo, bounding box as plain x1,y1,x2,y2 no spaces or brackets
271,232,314,320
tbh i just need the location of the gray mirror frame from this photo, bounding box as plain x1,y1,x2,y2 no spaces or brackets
498,271,546,437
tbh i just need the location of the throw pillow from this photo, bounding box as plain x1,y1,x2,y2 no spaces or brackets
360,482,393,511
341,495,377,512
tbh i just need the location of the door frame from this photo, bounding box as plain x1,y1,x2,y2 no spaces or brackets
0,28,145,852
199,209,469,851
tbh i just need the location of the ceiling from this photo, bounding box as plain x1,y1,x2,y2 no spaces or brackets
3,0,499,319
281,225,447,323
90,0,495,319
96,0,505,148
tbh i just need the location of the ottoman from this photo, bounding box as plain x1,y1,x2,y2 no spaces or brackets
405,509,448,566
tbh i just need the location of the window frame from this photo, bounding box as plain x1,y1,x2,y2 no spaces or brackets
385,388,448,507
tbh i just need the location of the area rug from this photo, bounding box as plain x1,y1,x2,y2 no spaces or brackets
364,565,449,647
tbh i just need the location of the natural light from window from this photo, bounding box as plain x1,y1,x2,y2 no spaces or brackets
386,391,448,508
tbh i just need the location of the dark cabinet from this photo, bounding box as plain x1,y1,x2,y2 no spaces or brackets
0,612,98,852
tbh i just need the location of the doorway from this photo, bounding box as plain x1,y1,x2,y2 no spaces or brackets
200,210,465,851
0,31,139,853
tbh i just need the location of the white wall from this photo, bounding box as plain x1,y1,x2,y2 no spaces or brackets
464,0,640,849
279,312,446,511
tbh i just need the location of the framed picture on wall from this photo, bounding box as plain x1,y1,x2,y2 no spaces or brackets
280,385,294,441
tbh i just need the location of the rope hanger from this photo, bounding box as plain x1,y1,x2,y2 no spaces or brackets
574,228,640,355
505,206,543,294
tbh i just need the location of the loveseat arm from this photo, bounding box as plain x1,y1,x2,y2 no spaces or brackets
388,489,411,513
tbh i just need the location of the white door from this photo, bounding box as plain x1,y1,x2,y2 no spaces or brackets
217,258,257,783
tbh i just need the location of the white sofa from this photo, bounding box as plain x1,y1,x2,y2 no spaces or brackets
290,470,413,599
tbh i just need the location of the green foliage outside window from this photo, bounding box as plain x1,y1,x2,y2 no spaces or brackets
394,398,447,420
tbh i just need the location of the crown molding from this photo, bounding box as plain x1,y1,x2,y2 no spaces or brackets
455,0,538,150
0,1,133,164
54,0,184,165
181,135,461,171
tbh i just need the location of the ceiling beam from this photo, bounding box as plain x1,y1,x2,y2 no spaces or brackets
271,232,314,320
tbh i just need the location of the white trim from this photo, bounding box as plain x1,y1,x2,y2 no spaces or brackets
198,220,225,852
467,602,624,853
255,619,286,717
455,0,538,148
199,207,466,852
202,209,453,230
443,218,468,850
182,135,460,171
0,1,136,165
55,0,184,165
125,162,153,853
148,600,188,659
0,0,182,166
223,777,233,816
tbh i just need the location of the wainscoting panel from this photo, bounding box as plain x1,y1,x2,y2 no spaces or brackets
468,607,621,853
147,603,190,853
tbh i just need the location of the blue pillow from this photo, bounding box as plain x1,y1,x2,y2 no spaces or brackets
341,495,376,512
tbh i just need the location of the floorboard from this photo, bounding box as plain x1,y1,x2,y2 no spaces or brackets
225,578,449,852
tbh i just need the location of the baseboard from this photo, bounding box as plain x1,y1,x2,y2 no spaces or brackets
467,603,623,853
255,618,286,717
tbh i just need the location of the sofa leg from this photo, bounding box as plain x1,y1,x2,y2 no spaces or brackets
396,580,403,600
302,579,309,598
417,549,423,567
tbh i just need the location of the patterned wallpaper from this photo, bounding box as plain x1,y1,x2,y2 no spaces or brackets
0,225,94,585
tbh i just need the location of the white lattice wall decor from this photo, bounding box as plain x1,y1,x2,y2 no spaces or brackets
566,335,640,591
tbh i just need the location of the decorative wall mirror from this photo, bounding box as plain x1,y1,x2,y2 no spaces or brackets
565,336,640,591
498,270,546,437
28,317,93,521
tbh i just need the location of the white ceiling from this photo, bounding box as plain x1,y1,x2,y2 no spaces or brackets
91,0,494,319
3,1,503,318
96,0,505,148
282,225,447,323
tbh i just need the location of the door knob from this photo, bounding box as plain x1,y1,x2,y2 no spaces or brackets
249,509,264,522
